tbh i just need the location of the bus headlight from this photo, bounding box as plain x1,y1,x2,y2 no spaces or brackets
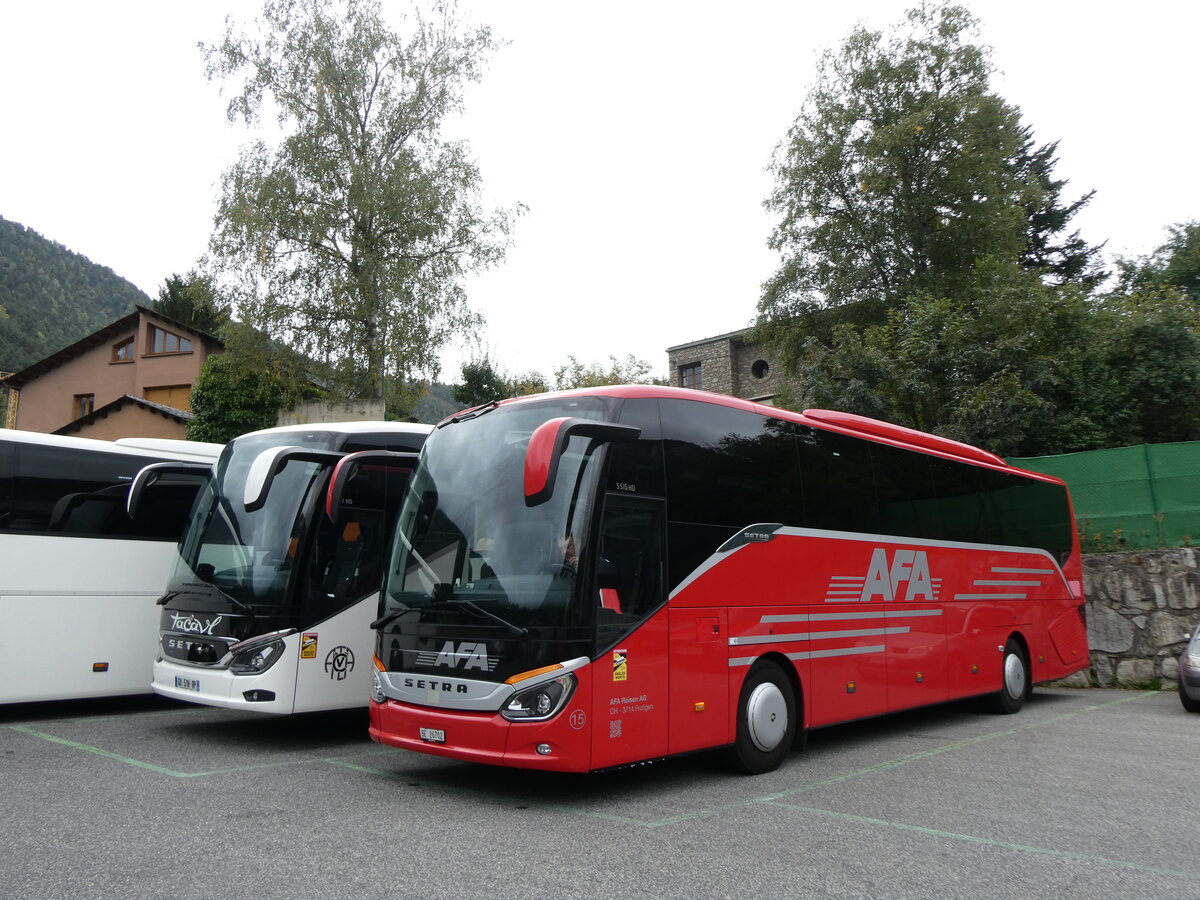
370,669,387,704
501,673,577,721
229,637,286,675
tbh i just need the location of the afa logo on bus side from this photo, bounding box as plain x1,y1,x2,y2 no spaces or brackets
862,548,935,602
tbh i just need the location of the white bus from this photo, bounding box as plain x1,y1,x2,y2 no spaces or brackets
146,421,430,714
0,429,222,703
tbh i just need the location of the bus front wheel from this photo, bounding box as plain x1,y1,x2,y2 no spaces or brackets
988,639,1030,715
729,660,796,774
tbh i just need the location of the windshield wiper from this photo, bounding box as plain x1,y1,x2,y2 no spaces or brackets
441,401,498,427
159,581,254,614
426,585,527,636
371,602,413,631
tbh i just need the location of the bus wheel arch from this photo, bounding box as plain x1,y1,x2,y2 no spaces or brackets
989,634,1031,715
728,655,799,774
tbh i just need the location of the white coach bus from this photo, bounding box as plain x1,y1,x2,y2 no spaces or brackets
0,429,222,703
145,421,430,714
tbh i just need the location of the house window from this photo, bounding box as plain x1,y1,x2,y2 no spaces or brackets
73,394,95,418
679,363,702,389
112,337,135,362
147,325,193,355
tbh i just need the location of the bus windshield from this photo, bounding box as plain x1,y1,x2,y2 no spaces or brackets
382,397,612,633
172,431,340,609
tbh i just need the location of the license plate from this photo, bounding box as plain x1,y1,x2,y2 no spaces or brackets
174,676,200,692
419,727,445,743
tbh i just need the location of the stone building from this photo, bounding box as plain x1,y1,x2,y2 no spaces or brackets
665,328,785,404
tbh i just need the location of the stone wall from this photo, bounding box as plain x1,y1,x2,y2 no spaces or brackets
666,329,784,403
1079,548,1200,686
276,398,386,426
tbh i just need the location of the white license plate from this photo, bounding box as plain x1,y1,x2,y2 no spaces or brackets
175,676,201,692
419,727,445,743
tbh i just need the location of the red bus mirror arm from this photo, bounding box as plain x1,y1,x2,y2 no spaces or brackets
523,417,641,507
325,450,419,521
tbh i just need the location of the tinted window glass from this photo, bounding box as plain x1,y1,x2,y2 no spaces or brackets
927,457,1004,545
0,441,189,539
870,442,938,540
661,399,801,528
608,398,665,498
795,426,878,534
984,471,1074,562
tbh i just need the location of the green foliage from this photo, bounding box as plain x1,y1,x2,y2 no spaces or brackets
780,258,1200,455
0,215,148,372
453,357,509,407
1116,221,1200,304
188,352,286,443
187,320,319,443
552,355,666,391
759,2,1099,356
152,272,227,335
507,372,550,397
204,0,521,400
786,260,1114,456
1094,287,1200,444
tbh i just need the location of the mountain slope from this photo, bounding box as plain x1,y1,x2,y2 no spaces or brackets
0,215,150,372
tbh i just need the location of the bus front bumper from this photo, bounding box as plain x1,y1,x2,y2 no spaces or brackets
369,699,591,773
152,657,293,714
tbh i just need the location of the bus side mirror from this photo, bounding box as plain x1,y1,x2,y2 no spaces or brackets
523,417,641,507
325,450,420,520
244,446,346,512
126,462,214,519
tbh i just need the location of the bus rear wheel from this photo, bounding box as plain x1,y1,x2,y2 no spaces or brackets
729,659,796,774
988,639,1030,715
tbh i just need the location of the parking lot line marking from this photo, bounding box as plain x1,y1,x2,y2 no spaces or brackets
765,802,1200,883
6,725,353,778
752,690,1157,805
319,758,715,830
318,691,1161,830
4,690,1159,826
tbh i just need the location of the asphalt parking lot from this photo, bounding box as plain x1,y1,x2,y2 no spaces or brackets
1,687,1196,899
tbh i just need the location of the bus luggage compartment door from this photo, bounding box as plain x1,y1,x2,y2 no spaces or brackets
667,607,730,755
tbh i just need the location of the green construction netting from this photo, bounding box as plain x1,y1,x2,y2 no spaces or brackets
1009,442,1200,551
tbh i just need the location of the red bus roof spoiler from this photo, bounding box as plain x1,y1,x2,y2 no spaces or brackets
803,409,1008,468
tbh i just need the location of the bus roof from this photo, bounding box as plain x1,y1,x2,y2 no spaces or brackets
235,421,433,440
467,385,1048,479
1,428,220,462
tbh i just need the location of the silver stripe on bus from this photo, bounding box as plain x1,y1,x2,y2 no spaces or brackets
953,593,1028,600
760,609,944,623
729,644,887,667
669,525,1070,601
974,579,1041,586
730,626,910,647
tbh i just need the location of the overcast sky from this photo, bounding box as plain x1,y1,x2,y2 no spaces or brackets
2,1,1197,382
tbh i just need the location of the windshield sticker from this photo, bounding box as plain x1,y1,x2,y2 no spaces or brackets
612,649,628,682
325,646,355,680
301,633,318,659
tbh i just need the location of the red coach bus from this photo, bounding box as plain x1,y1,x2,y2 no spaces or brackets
362,386,1088,773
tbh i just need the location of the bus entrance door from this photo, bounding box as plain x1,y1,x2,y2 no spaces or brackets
589,493,669,769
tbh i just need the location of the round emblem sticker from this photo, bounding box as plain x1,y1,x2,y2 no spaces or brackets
325,646,355,681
